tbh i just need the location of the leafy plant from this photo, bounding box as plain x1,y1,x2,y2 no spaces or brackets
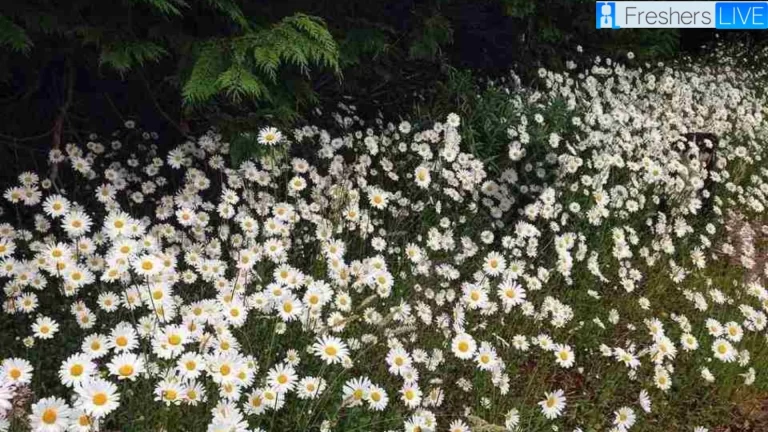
182,13,339,106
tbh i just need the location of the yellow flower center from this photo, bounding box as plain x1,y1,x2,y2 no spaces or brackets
119,365,134,376
93,393,108,406
42,408,58,424
70,364,84,376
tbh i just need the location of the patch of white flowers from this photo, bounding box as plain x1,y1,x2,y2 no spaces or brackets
1,50,768,432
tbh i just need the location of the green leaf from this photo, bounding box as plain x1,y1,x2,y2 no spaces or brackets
0,15,32,53
339,28,389,66
204,0,248,28
100,41,168,73
409,14,453,60
129,0,188,16
182,43,228,105
215,63,267,103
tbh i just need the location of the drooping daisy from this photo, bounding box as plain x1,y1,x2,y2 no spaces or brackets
638,389,652,413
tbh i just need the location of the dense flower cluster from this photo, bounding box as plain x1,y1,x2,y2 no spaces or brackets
1,52,768,432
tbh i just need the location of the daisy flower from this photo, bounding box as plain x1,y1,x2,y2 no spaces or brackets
107,352,145,381
2,357,33,384
539,389,566,419
613,406,636,431
712,338,737,362
29,396,72,432
267,363,298,394
58,354,96,387
366,384,389,411
257,127,283,146
75,378,120,418
32,316,59,339
312,335,349,365
451,333,477,360
554,344,575,368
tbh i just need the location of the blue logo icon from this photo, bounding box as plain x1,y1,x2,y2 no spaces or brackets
597,2,620,29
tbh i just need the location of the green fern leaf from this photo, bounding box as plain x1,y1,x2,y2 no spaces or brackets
182,43,228,105
129,0,188,16
0,15,32,53
100,41,167,73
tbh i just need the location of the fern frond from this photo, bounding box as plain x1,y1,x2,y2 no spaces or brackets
0,15,32,53
100,40,167,73
204,0,248,28
215,63,267,103
129,0,188,16
182,43,228,105
182,12,338,106
252,46,281,81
